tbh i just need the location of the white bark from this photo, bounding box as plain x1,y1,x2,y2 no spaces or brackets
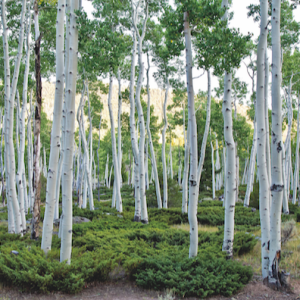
282,143,289,214
162,80,169,208
77,85,94,211
60,0,79,264
129,13,140,221
107,75,122,212
184,12,198,258
182,103,189,213
169,140,173,180
117,70,122,189
244,121,257,207
27,92,34,213
256,1,271,277
215,138,221,191
221,0,236,259
211,139,215,199
145,139,149,190
86,82,94,210
132,2,148,223
293,95,300,204
42,0,65,253
269,0,284,284
265,51,271,189
2,0,27,234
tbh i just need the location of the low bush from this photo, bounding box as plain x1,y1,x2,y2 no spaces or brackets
0,209,256,296
133,254,252,298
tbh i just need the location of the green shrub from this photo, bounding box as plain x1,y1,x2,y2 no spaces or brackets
133,254,252,298
0,209,256,295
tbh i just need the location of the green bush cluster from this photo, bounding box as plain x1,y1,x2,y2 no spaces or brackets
0,207,256,296
133,255,252,298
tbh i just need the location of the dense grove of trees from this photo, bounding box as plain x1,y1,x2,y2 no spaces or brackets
0,0,300,294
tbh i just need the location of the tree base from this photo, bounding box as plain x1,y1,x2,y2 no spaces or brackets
141,219,148,225
263,272,291,292
133,215,141,222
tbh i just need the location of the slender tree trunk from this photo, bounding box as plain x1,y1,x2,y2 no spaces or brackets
265,51,271,188
145,138,149,190
108,74,122,212
85,82,94,210
282,143,289,214
211,140,215,199
2,0,27,234
182,104,189,213
117,70,122,189
184,12,198,258
256,2,271,277
269,0,284,286
18,8,31,230
244,121,257,207
162,80,169,208
129,25,141,221
215,138,221,191
293,95,300,204
42,0,65,253
60,0,79,264
97,117,102,202
146,53,161,207
28,91,34,213
221,0,236,258
31,0,43,240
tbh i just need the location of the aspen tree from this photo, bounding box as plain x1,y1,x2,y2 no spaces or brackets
107,75,122,212
182,103,189,214
60,0,79,264
183,11,198,258
268,0,284,285
42,0,66,253
162,80,169,208
131,0,149,223
256,0,270,279
221,0,236,258
293,95,300,205
1,0,27,234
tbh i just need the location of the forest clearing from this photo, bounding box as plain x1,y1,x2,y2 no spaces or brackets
0,0,300,299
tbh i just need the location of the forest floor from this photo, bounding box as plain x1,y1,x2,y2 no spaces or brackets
0,278,299,300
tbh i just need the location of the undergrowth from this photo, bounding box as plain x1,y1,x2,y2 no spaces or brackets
0,204,256,297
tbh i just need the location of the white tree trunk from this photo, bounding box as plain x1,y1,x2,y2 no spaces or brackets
265,51,271,189
269,0,284,285
221,0,236,259
215,138,221,191
282,143,289,214
162,80,169,208
60,0,79,264
184,12,198,258
128,23,141,221
107,75,122,212
42,0,65,253
27,92,34,213
117,70,122,189
211,140,215,199
145,138,149,190
256,2,271,277
2,0,27,234
293,95,300,204
17,7,31,228
244,121,257,207
182,104,189,213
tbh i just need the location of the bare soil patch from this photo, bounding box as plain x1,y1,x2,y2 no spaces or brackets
0,278,300,300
